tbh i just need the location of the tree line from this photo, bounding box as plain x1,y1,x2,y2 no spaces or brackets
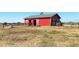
63,22,79,28
0,22,24,28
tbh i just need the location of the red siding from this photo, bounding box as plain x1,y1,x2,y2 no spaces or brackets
31,19,34,26
39,18,51,26
24,20,28,26
24,20,26,25
24,14,61,26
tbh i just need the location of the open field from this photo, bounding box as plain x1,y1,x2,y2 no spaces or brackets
0,25,79,47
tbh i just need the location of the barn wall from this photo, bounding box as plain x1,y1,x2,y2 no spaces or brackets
31,19,34,26
36,19,39,26
51,15,61,26
31,19,39,26
24,20,29,26
24,19,34,26
53,14,61,21
39,18,51,26
24,20,26,25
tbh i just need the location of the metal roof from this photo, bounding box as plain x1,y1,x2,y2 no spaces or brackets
25,13,58,19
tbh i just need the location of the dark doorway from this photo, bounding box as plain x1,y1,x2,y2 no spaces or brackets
29,20,32,26
51,19,53,26
34,20,36,26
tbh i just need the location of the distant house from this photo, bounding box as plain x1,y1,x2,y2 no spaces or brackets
24,13,62,26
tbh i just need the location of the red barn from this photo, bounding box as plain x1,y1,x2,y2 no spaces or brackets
24,13,62,26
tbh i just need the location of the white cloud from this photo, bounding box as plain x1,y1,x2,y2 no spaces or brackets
0,0,78,12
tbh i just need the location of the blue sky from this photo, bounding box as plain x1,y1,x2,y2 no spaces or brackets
0,12,79,23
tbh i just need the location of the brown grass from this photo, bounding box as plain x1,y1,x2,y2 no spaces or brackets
0,25,79,47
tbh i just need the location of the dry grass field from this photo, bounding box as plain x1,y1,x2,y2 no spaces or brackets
0,25,79,47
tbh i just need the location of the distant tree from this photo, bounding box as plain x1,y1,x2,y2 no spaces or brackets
3,22,7,28
17,22,21,25
77,22,79,28
40,12,44,15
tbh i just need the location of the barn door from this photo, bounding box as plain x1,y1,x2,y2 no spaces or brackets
28,20,32,26
34,20,36,26
51,19,53,26
34,19,39,26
